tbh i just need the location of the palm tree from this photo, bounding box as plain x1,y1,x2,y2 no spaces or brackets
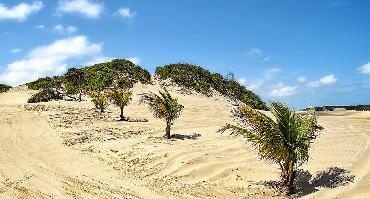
140,89,184,139
219,101,322,195
90,92,109,113
108,87,132,121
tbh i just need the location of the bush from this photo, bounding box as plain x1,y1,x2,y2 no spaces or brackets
27,88,63,103
155,63,268,110
91,92,109,112
26,76,63,90
0,84,11,93
83,59,151,91
64,68,85,101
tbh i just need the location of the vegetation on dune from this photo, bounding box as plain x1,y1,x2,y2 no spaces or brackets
83,59,151,91
27,88,63,103
155,63,268,110
140,89,184,139
312,105,370,111
219,102,322,195
26,76,63,90
90,92,109,113
27,76,63,103
26,59,151,105
108,87,132,121
0,83,11,93
64,68,86,101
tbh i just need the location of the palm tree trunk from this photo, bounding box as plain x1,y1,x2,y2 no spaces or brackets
281,161,295,195
165,120,171,139
287,163,296,195
79,90,82,102
120,106,125,121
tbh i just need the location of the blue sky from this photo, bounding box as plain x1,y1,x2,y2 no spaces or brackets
0,0,370,108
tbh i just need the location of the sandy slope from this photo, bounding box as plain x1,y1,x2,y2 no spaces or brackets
0,84,369,198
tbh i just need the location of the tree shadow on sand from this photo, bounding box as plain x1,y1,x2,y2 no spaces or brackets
170,133,201,140
261,167,355,198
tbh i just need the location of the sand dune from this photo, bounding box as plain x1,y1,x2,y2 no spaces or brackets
0,84,369,198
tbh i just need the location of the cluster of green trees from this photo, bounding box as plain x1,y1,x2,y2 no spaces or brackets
155,63,268,110
26,59,151,103
0,83,11,93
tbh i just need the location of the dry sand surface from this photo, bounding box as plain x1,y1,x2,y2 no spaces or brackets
0,84,369,198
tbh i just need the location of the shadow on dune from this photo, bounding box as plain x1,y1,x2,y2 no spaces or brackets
171,133,201,140
122,117,148,122
261,167,355,197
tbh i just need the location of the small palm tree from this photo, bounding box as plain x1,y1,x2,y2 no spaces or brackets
108,87,132,121
140,89,184,139
90,92,109,113
219,101,322,195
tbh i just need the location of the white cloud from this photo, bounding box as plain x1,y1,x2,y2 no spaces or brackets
10,48,22,53
117,7,135,19
67,26,77,33
238,77,264,91
320,75,337,84
0,1,43,21
0,36,102,86
53,24,64,33
246,82,264,91
261,56,271,63
297,76,307,82
84,56,114,66
307,81,320,88
84,56,140,66
56,0,103,18
247,48,263,56
34,24,45,29
53,24,78,34
238,77,247,85
357,62,370,74
127,57,141,65
307,74,337,88
265,67,281,75
270,86,297,97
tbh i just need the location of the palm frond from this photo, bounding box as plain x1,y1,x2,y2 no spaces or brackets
108,88,132,107
221,105,288,163
221,102,322,166
140,89,184,122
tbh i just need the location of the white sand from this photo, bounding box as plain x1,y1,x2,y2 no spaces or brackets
0,84,369,198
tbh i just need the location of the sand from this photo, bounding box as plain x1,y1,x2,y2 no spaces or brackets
0,83,369,198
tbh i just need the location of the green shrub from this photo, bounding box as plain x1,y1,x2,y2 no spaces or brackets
26,76,63,90
27,88,63,103
64,68,85,101
83,59,151,91
91,92,109,112
0,84,11,93
155,63,268,110
109,59,151,84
